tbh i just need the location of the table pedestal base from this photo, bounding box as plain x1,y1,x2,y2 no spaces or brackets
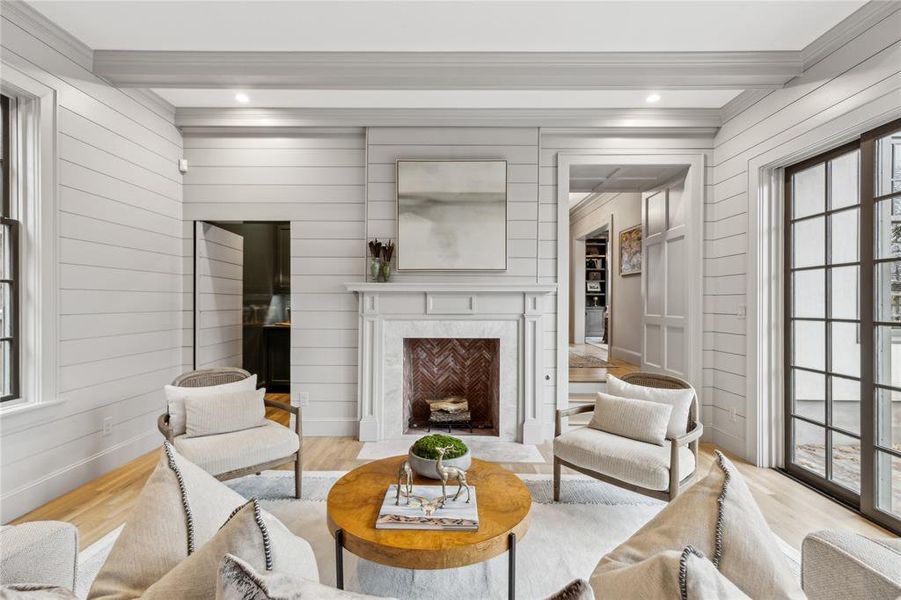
333,529,517,599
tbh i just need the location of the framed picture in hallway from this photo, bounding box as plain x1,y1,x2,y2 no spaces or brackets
396,160,507,271
619,225,642,276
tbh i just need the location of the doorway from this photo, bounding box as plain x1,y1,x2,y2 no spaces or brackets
557,154,705,410
194,221,291,391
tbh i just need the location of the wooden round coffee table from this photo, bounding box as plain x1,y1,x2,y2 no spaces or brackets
327,455,531,599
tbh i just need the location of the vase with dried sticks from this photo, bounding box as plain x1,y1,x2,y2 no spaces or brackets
380,241,395,282
368,239,383,281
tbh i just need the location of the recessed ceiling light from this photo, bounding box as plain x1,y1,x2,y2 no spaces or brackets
235,93,250,104
646,93,661,104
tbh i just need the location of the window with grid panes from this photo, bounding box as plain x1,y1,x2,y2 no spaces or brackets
785,118,901,535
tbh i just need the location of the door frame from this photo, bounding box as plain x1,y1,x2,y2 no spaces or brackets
556,153,706,415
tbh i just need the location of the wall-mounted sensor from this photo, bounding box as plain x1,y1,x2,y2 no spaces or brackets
178,158,188,174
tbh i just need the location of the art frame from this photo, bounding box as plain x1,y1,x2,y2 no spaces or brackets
619,224,642,276
396,159,508,272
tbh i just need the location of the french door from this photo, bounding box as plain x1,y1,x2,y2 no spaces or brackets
785,118,901,534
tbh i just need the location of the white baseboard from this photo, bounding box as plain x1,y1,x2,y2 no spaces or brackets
1,429,160,523
611,346,641,364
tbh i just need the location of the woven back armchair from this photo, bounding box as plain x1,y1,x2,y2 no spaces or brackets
158,367,304,498
553,371,702,502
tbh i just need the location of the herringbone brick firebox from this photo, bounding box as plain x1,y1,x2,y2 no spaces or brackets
402,337,500,436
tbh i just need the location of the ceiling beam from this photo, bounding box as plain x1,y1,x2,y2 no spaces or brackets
95,50,802,90
174,107,722,130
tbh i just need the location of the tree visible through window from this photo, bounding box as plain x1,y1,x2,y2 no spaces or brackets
0,94,19,402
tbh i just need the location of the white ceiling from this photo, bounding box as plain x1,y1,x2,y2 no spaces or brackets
570,163,688,195
28,1,865,53
153,89,742,108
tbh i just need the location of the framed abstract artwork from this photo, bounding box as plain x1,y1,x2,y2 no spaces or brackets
396,160,507,271
619,224,642,276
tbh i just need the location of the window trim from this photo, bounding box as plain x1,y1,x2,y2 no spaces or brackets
0,68,59,424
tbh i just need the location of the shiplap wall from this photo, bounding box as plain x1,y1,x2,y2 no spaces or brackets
713,5,901,459
539,130,717,439
366,127,558,433
182,129,366,435
0,8,185,520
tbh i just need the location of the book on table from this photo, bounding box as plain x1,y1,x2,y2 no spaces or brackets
375,484,479,531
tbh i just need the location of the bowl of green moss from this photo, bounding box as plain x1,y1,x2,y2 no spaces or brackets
408,434,471,479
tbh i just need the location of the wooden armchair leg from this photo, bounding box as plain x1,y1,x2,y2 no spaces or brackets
667,442,680,501
294,451,302,499
553,457,561,502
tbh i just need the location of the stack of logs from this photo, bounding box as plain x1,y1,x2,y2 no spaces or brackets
427,396,471,431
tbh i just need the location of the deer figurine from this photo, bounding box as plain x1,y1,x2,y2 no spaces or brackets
434,446,471,503
395,460,413,505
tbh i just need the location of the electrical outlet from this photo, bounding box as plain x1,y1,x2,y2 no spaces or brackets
102,417,113,436
297,391,310,407
729,407,737,423
736,304,747,319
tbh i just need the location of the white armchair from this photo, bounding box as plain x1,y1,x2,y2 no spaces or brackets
158,368,303,499
0,521,78,590
553,372,702,502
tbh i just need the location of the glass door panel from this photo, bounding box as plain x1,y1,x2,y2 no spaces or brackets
786,146,862,508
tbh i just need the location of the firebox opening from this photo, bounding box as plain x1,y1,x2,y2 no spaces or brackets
402,337,500,436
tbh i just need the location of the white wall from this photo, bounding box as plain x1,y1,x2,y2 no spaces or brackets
715,5,901,460
0,5,185,521
182,128,366,436
570,192,642,363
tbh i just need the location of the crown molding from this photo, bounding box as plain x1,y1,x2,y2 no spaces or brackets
720,89,772,124
2,1,93,71
175,107,722,129
801,0,901,70
124,88,176,119
95,50,801,90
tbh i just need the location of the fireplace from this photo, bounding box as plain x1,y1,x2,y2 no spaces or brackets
402,338,500,436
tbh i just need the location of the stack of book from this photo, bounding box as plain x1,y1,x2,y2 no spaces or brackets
375,485,479,531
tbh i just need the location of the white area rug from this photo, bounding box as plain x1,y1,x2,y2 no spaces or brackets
75,470,801,599
357,439,546,463
75,471,660,599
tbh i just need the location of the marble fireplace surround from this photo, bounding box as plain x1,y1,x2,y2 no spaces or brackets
346,283,557,444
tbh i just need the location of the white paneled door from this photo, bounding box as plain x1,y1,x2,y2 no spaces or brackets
641,175,690,378
194,222,243,369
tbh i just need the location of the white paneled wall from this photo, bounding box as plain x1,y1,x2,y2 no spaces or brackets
366,128,558,435
182,129,366,435
194,223,243,369
539,130,716,439
0,8,184,521
713,6,901,460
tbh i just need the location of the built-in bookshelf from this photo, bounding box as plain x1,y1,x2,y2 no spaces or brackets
585,236,607,343
585,236,606,307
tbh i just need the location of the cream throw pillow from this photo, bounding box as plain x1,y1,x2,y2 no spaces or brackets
164,375,258,437
216,554,386,600
143,500,318,599
590,451,805,600
87,443,246,600
588,392,673,446
592,547,749,600
606,375,694,438
184,388,267,438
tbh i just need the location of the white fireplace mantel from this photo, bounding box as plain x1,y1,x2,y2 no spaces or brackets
346,281,557,444
345,282,558,294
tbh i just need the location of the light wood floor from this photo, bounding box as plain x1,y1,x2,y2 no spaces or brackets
12,397,893,552
569,343,638,383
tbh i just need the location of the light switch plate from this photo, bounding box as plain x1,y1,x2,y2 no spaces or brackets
297,391,310,407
